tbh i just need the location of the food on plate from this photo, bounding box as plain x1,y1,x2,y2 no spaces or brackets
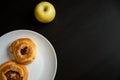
0,60,28,80
34,1,56,23
9,38,37,64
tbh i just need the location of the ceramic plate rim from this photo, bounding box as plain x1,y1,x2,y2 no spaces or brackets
0,29,57,80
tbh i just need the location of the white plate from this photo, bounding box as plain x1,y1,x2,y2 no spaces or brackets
0,30,57,80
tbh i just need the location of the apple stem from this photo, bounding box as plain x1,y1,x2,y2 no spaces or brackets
44,7,48,11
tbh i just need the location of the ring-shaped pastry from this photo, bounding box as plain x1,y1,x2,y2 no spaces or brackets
0,60,28,80
9,38,37,64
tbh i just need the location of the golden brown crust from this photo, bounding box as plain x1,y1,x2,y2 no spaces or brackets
0,60,28,80
9,38,37,64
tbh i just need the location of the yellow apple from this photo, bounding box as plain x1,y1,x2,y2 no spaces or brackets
34,1,56,23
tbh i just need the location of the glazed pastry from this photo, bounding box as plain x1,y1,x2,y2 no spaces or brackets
0,60,28,80
9,38,37,64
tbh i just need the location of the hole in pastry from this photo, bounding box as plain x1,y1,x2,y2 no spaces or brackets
5,70,22,80
21,46,28,55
